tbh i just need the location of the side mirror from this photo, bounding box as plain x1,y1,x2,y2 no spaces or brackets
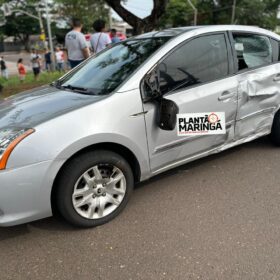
143,66,161,101
157,98,179,131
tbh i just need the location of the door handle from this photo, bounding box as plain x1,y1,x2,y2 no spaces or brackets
273,74,280,82
218,91,235,101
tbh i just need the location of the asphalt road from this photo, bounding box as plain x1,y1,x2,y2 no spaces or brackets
1,136,280,280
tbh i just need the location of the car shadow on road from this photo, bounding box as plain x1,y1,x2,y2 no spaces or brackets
0,136,275,238
0,224,30,241
0,216,77,241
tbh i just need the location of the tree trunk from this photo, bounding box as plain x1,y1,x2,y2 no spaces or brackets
105,0,169,35
22,34,30,51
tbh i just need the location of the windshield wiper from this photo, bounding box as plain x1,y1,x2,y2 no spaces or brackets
58,84,95,95
63,84,88,91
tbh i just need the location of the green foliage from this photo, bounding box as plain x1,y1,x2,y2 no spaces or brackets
0,0,42,47
233,0,280,29
55,0,109,33
159,0,280,30
159,0,195,28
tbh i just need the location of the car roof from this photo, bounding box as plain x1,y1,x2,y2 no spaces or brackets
134,27,200,38
134,25,279,40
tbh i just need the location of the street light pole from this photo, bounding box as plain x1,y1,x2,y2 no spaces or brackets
187,0,198,26
231,0,237,24
38,9,47,47
43,0,55,70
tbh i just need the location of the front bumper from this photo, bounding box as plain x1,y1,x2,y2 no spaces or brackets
0,160,57,226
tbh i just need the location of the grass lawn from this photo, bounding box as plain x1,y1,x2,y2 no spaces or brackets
0,71,63,99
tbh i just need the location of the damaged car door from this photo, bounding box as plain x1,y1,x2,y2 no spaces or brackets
231,32,280,139
142,33,239,174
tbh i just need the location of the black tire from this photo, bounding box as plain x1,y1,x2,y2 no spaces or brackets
270,110,280,146
55,150,134,228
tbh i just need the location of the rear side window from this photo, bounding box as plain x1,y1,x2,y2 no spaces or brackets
232,33,272,71
271,38,280,62
159,34,229,95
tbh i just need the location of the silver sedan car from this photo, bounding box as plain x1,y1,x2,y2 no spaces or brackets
1,25,280,227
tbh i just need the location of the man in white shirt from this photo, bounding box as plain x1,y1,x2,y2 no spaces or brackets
65,19,90,68
90,20,112,54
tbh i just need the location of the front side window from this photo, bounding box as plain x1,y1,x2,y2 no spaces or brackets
159,34,229,95
233,33,272,71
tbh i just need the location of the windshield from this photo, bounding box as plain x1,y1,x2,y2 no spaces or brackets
57,37,171,95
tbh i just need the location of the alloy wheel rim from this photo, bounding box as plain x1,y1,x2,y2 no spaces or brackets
72,164,126,220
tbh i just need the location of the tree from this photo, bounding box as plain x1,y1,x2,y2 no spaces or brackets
233,0,279,30
54,0,109,33
158,0,280,31
105,0,169,35
0,0,42,49
159,0,196,28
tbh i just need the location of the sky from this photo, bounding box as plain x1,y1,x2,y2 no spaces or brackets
112,0,153,20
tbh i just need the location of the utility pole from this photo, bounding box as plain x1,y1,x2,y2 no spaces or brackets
231,0,237,24
187,0,198,26
38,9,47,48
44,0,55,70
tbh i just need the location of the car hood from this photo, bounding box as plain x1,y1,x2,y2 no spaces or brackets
0,86,106,129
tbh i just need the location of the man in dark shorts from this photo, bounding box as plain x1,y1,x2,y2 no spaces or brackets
30,49,42,80
44,48,52,71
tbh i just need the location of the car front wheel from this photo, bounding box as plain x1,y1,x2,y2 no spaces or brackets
55,150,134,228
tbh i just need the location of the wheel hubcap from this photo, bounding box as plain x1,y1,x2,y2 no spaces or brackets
72,164,126,219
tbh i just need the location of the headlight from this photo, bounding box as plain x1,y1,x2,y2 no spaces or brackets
0,128,35,170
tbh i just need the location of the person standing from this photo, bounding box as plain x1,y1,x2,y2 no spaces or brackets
44,48,52,72
65,18,90,69
90,19,112,54
55,47,65,72
30,49,42,80
110,29,121,44
0,57,8,79
17,58,26,83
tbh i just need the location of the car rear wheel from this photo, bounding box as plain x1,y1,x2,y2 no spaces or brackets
270,110,280,146
55,150,134,227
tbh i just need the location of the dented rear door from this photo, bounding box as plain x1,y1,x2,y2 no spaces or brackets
231,32,280,139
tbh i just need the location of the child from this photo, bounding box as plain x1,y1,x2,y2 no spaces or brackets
55,47,64,72
17,58,26,82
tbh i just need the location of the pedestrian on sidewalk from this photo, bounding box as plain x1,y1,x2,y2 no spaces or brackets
65,18,90,69
90,19,112,54
110,29,121,44
55,46,65,72
30,49,42,80
17,58,26,83
44,48,52,72
0,56,8,79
